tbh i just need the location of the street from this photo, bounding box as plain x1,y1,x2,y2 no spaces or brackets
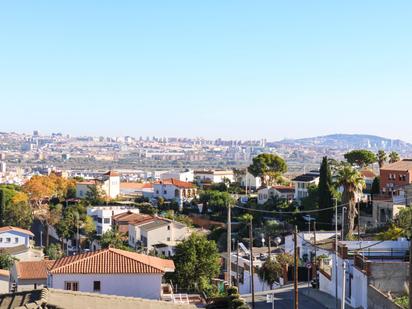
242,285,328,309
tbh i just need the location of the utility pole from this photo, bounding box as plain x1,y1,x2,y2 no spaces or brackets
357,199,361,241
334,198,338,309
294,225,298,309
409,202,412,309
313,221,317,279
227,202,232,286
249,218,255,309
341,261,346,309
236,240,240,288
342,207,347,241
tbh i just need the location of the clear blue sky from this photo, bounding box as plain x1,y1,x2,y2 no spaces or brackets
0,1,411,141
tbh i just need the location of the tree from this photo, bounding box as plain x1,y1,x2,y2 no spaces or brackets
318,157,334,229
44,243,63,259
206,286,249,309
248,154,287,186
199,190,235,216
0,253,17,270
258,257,281,289
389,151,400,164
170,233,220,293
4,200,33,229
335,165,365,239
344,150,377,168
85,185,105,205
100,229,128,250
377,150,387,168
371,177,380,196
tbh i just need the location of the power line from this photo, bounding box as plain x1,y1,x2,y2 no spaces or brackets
234,198,393,215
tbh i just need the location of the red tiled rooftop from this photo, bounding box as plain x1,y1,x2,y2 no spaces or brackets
0,226,34,237
50,248,174,275
16,260,55,280
156,179,194,189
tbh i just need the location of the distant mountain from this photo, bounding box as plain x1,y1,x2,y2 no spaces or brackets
273,134,412,152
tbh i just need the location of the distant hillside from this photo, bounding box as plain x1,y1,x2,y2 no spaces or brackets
274,134,412,152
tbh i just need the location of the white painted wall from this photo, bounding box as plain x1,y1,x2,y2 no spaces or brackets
160,171,194,182
50,273,162,299
241,172,261,189
87,206,140,235
0,231,31,248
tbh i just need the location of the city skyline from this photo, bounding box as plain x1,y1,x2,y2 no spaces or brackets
1,1,411,141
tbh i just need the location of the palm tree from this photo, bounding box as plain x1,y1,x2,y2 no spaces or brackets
335,165,365,240
389,151,400,164
377,150,387,168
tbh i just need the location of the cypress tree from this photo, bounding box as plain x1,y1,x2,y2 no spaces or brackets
0,189,4,227
318,157,334,230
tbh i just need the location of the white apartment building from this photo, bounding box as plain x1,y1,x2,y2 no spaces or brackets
76,171,120,199
160,170,194,182
87,205,140,235
153,179,197,209
292,171,320,200
257,186,295,205
240,171,262,190
194,170,234,183
128,218,191,257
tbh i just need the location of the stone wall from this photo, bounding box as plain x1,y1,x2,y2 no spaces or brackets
368,285,403,309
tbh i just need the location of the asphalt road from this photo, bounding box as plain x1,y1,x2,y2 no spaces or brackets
243,285,328,309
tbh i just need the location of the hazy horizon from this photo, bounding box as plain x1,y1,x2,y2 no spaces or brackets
1,2,411,141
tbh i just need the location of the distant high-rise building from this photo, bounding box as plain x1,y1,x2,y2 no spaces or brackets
0,161,6,174
33,130,39,136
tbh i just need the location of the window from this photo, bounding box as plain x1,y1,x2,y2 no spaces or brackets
93,281,101,292
163,190,167,194
104,218,110,224
6,238,11,243
167,237,171,241
167,225,171,231
65,281,79,291
0,238,2,243
14,238,18,243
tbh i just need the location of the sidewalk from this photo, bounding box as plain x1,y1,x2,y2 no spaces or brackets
300,287,356,309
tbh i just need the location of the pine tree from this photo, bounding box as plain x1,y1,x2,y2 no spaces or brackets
0,189,5,227
318,157,334,230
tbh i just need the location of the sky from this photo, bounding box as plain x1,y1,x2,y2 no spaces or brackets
0,1,411,141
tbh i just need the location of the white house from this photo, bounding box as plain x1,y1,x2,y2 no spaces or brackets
0,269,9,294
240,171,262,191
153,179,197,209
194,170,234,184
0,226,34,249
47,248,175,299
284,231,337,261
10,260,53,292
128,218,191,257
160,170,194,182
318,239,410,309
87,205,140,235
291,171,320,200
257,186,295,205
76,171,120,199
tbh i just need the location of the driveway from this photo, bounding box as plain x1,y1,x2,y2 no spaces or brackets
242,285,328,309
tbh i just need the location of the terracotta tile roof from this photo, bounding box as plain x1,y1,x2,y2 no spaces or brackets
360,168,377,178
380,159,412,172
104,171,120,177
156,179,194,189
272,185,295,193
16,260,55,280
120,182,153,190
112,212,154,225
0,226,34,237
50,248,174,275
